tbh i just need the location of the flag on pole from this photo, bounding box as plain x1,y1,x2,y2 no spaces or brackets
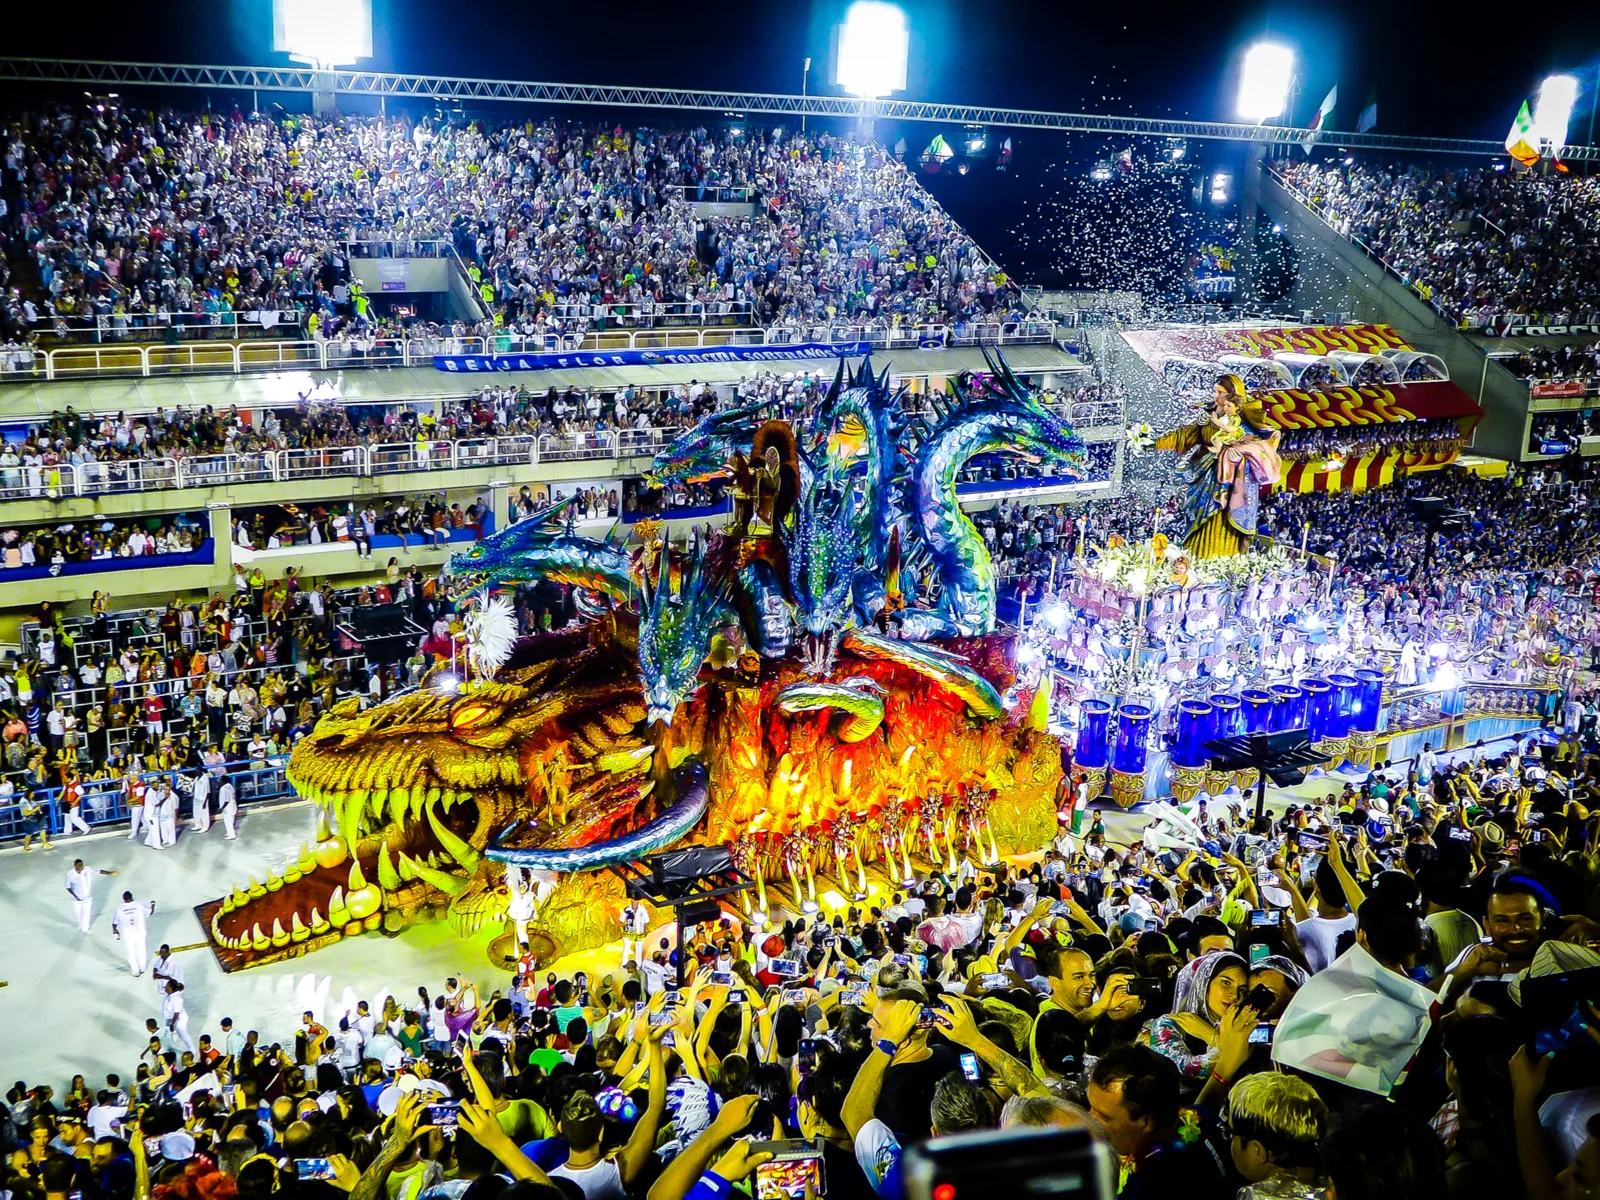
1505,99,1540,166
1356,88,1378,133
1301,86,1337,153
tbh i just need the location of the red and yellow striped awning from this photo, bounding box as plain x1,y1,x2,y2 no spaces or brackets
1283,446,1461,493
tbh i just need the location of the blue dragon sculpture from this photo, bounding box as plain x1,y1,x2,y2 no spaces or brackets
899,351,1088,637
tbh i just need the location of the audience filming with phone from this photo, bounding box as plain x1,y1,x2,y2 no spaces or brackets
6,730,1599,1200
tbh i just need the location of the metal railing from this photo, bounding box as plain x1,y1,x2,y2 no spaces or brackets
343,238,453,258
0,319,1058,383
0,430,692,502
30,309,307,348
672,184,760,204
0,758,294,843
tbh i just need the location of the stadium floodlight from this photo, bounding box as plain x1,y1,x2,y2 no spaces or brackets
273,0,373,67
1532,74,1579,147
835,1,909,98
1237,42,1295,123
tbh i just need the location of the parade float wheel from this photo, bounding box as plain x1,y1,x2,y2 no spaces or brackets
487,929,561,973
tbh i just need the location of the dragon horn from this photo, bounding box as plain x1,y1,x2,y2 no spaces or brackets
826,358,845,405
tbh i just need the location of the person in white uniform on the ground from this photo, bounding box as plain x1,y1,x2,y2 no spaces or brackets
112,890,155,976
156,779,179,847
162,980,196,1054
217,775,238,839
189,769,212,832
65,858,116,933
142,778,169,850
151,944,184,993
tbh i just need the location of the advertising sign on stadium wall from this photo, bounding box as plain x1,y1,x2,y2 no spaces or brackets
1477,323,1600,338
375,260,412,291
1530,380,1588,398
433,342,872,373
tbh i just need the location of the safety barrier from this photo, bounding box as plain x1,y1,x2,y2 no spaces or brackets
0,389,1119,505
1,319,1060,383
0,430,695,501
0,758,296,843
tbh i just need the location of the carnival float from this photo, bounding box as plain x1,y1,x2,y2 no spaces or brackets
199,353,1081,969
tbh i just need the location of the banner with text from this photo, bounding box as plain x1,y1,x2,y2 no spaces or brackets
433,341,872,373
1530,380,1589,398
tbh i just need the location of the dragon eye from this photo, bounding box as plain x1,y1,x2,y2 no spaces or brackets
449,701,501,732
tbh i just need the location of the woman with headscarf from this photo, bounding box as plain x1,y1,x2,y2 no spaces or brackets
1249,955,1308,1022
1140,949,1249,1085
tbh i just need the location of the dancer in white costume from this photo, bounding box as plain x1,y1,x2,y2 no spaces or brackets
113,890,154,976
190,770,212,832
162,981,196,1054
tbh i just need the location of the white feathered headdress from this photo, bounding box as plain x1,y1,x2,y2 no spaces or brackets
464,593,518,678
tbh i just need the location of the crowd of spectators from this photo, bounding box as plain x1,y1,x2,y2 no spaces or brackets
1274,419,1466,467
0,361,1122,502
0,513,208,570
233,496,489,553
1277,159,1600,330
1261,467,1600,585
5,724,1599,1200
0,555,458,844
0,104,1014,347
1526,411,1600,454
1499,340,1600,388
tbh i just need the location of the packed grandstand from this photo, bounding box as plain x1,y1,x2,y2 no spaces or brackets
5,29,1600,1200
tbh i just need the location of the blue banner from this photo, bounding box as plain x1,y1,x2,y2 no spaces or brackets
434,341,872,373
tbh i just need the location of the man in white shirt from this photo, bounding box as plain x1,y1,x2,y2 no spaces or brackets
333,1017,364,1076
1414,743,1439,786
353,1001,378,1043
86,1094,128,1140
152,944,184,992
112,890,154,976
220,1017,248,1062
190,770,212,832
156,781,179,847
1293,858,1358,975
217,776,238,839
143,779,170,850
639,950,671,996
65,859,116,933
